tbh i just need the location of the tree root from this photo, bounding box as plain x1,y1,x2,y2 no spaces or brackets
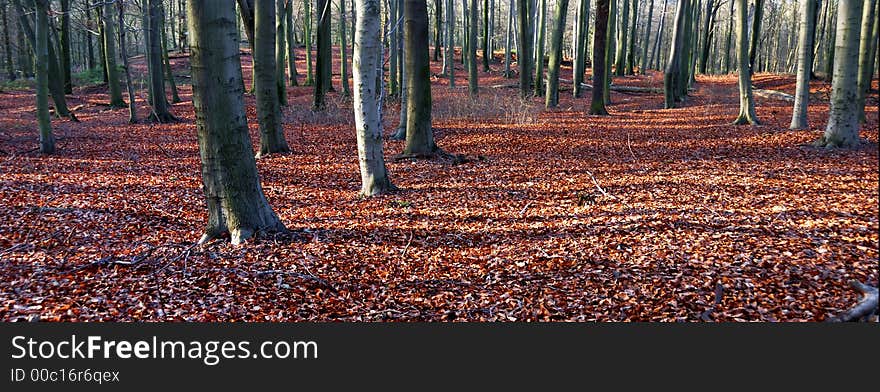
828,281,878,322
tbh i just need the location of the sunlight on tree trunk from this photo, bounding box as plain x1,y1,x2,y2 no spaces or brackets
34,0,54,154
545,0,570,108
733,0,759,125
790,0,816,130
590,0,610,115
816,0,863,147
254,0,291,157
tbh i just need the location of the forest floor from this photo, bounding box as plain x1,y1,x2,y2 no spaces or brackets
0,49,878,321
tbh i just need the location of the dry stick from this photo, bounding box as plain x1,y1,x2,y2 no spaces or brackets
829,281,879,322
626,133,637,162
401,230,414,257
584,170,618,200
519,201,533,216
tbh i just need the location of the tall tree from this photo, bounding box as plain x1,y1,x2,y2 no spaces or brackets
855,0,877,123
434,0,442,61
2,0,15,80
144,0,175,122
254,0,291,157
403,0,437,155
304,0,314,85
100,0,124,108
650,0,668,70
604,0,617,103
339,0,351,97
722,0,733,73
389,0,399,95
468,0,478,96
572,0,589,97
732,0,759,124
275,0,287,105
545,0,569,108
353,0,395,195
590,0,610,115
790,0,816,130
160,3,181,104
516,0,533,97
503,0,512,77
748,0,764,74
286,0,299,86
664,0,688,108
446,0,455,85
534,0,546,95
815,0,863,147
313,0,332,109
625,0,637,75
640,0,654,73
187,0,286,245
34,0,53,153
614,0,630,76
59,0,71,93
118,0,138,123
481,0,489,71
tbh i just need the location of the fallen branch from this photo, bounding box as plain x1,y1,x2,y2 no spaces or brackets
828,281,878,322
753,88,794,102
255,269,334,290
559,78,664,94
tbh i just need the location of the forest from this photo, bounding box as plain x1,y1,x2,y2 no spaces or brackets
0,0,877,322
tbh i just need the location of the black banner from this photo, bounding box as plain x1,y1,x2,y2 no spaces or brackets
1,323,877,390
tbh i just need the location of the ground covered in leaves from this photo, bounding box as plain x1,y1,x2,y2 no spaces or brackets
1,51,878,321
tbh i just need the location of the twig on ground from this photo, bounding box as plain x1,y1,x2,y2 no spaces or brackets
401,230,414,257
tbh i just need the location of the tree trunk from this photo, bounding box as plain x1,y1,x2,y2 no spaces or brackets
145,0,175,122
614,0,629,76
733,0,759,125
313,0,332,109
34,0,53,154
287,0,299,86
604,0,617,103
855,0,877,123
590,0,610,114
468,0,478,96
340,0,352,97
545,0,569,108
446,0,455,84
101,0,124,108
2,1,15,80
698,0,713,74
503,0,512,77
353,0,395,195
60,0,71,93
651,0,668,70
748,0,764,75
790,0,816,130
516,0,533,97
118,0,138,123
816,0,863,147
304,0,314,85
572,0,589,97
84,0,95,70
434,0,442,62
482,0,489,71
275,0,288,105
187,0,286,245
390,0,399,95
534,0,546,95
625,0,637,75
664,0,687,108
403,0,437,155
255,0,291,157
640,0,654,73
161,4,181,104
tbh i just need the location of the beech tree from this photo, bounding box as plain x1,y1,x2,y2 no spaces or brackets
545,0,569,108
144,0,176,122
572,0,589,97
590,0,610,115
275,0,288,106
733,0,759,125
313,0,332,109
254,0,290,157
516,0,533,98
403,0,437,155
855,0,877,123
187,0,286,245
103,0,125,108
34,0,53,154
118,0,138,123
353,0,394,195
468,0,478,96
790,0,817,130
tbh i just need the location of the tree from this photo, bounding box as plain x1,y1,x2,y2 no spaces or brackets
640,0,654,73
313,0,332,109
790,0,817,130
60,0,71,93
481,0,489,71
604,0,616,104
160,3,181,104
34,0,53,154
446,0,455,85
516,0,533,97
722,0,733,73
286,0,299,86
625,0,638,75
855,0,877,123
275,0,288,106
353,0,395,195
545,0,569,108
118,0,138,123
434,0,442,62
748,0,764,74
664,0,688,108
144,0,176,122
732,0,759,125
340,0,352,98
503,0,512,77
403,0,437,155
815,0,864,147
468,0,478,96
254,0,291,157
304,0,314,85
590,0,610,115
102,0,125,108
572,0,589,97
650,0,668,70
614,0,629,76
534,0,546,95
2,0,15,80
187,0,286,245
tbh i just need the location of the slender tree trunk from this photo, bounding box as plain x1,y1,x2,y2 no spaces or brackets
145,0,175,122
446,0,455,84
34,0,53,153
161,4,181,104
340,0,352,97
698,0,713,74
572,0,589,97
733,0,759,124
517,0,533,97
118,0,138,123
545,0,569,108
353,0,394,195
468,0,478,96
84,0,95,70
748,0,763,75
614,0,629,76
275,0,288,105
255,0,291,157
590,0,610,114
390,0,399,95
664,0,687,108
482,0,489,71
60,0,71,93
403,0,437,155
187,0,286,245
855,0,877,123
651,0,668,70
790,0,816,129
434,0,442,61
313,0,331,109
640,0,654,73
723,0,733,73
2,1,15,80
99,1,125,107
534,0,546,95
304,0,314,85
503,0,512,77
625,0,637,75
287,0,298,86
816,0,863,147
604,0,617,103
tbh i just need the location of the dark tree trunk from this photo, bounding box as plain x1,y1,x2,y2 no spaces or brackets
313,0,332,109
403,0,437,155
145,0,175,122
590,0,610,115
254,0,291,157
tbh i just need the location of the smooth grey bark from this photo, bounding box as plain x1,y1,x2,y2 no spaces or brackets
640,0,654,72
722,0,733,73
286,0,299,86
650,0,668,70
390,0,399,95
604,0,616,104
625,0,637,75
534,0,546,95
187,0,286,245
446,0,455,85
664,0,688,108
468,0,478,96
790,0,816,130
254,0,291,157
816,0,863,147
60,0,71,93
545,0,569,108
482,0,490,71
516,0,533,97
353,0,395,196
590,0,610,114
614,0,629,76
434,0,442,62
572,0,589,97
275,0,288,106
503,0,512,77
304,0,314,85
340,0,352,97
748,0,764,74
403,0,437,155
35,0,53,154
855,0,877,123
733,0,759,125
145,0,176,122
118,0,138,123
102,0,124,108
